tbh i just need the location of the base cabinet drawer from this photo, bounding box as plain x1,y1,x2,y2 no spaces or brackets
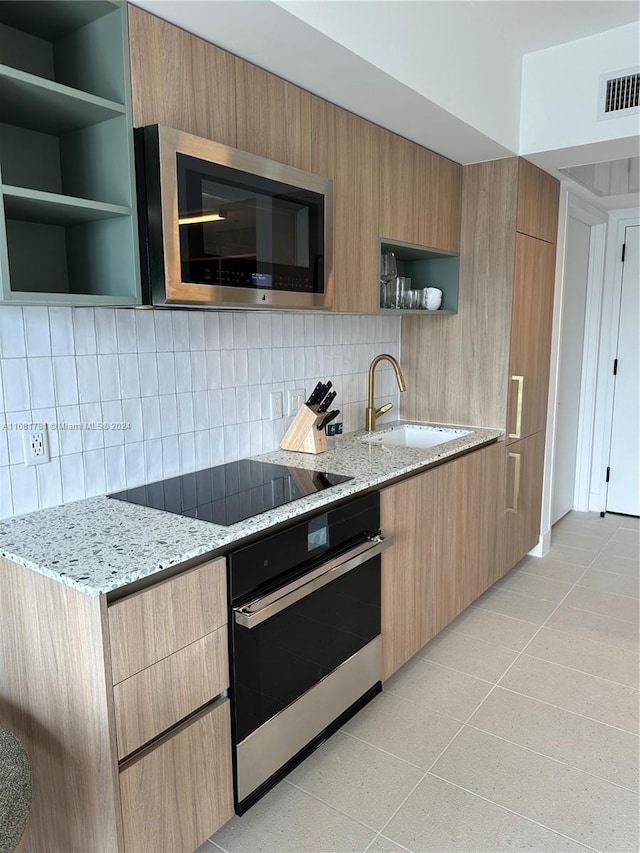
113,627,229,760
119,700,234,853
108,557,227,684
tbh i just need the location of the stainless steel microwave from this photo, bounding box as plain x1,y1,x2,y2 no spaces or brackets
135,125,333,310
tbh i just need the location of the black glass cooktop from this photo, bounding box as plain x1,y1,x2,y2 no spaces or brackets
108,459,352,527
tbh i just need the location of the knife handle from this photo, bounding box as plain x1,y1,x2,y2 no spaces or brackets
318,390,336,413
306,381,324,406
318,409,340,431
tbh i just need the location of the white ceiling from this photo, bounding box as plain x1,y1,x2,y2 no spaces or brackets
131,0,640,207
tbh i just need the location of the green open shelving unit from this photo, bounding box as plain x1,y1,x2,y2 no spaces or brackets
0,0,141,305
378,238,460,315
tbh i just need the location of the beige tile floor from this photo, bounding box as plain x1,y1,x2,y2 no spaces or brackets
203,511,639,853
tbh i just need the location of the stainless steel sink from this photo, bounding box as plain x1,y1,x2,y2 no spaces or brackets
358,424,472,450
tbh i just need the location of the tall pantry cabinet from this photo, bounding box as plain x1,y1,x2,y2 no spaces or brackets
401,158,559,576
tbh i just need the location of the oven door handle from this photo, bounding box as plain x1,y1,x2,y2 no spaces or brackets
233,534,393,629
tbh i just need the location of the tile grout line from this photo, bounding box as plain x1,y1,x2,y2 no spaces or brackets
283,778,382,835
426,771,604,853
464,722,639,792
514,653,639,691
414,649,640,695
378,524,632,850
373,541,619,849
559,599,640,622
338,729,431,772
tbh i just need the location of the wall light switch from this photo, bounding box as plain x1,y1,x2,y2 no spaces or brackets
287,388,306,415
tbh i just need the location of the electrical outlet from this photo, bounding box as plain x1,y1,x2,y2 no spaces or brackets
23,430,50,466
287,388,306,415
269,391,284,420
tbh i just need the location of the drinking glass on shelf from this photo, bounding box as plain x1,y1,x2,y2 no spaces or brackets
391,276,410,309
380,252,397,307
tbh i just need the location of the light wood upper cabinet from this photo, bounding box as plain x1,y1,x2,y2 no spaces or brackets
235,59,311,170
501,431,546,573
506,234,556,444
311,98,381,313
128,6,237,145
516,159,560,244
380,131,462,253
381,442,503,679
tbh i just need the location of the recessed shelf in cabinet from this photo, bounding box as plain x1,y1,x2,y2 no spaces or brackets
3,186,131,226
0,65,126,134
379,238,459,315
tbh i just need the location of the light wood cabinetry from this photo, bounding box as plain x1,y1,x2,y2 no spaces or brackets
127,5,236,145
381,442,503,679
310,98,381,313
506,233,556,444
119,700,233,853
235,59,311,169
516,159,561,244
108,558,226,683
0,555,122,853
501,431,546,573
380,130,462,253
113,626,229,760
0,553,233,853
401,157,558,578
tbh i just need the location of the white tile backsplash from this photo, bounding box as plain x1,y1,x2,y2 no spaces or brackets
0,307,401,518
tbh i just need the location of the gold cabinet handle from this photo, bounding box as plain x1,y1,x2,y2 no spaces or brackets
509,375,524,439
506,451,521,514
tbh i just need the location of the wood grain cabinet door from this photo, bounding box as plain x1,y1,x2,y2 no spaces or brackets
381,443,503,679
516,160,560,244
311,97,381,313
380,132,462,253
429,442,503,635
506,234,557,444
120,700,233,853
128,6,237,145
235,58,312,170
502,431,546,573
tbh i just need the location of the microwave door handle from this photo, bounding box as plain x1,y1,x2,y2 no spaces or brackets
233,534,393,629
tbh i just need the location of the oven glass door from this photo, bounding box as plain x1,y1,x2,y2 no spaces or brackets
231,556,381,744
176,153,324,294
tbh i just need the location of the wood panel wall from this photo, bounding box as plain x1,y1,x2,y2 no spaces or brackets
400,158,519,428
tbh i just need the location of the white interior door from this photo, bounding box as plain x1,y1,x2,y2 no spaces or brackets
552,217,590,523
606,224,639,516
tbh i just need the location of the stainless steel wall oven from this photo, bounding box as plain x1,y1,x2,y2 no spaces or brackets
227,492,391,813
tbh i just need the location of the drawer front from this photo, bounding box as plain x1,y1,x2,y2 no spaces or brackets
108,557,226,684
120,700,233,853
113,627,229,760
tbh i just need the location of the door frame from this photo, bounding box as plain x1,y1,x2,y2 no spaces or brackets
589,211,640,513
533,188,607,555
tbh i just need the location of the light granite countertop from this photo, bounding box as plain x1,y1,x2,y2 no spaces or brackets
0,421,503,596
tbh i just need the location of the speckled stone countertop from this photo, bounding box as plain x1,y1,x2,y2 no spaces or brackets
0,421,502,596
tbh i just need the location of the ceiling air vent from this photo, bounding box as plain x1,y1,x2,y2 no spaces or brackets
598,68,640,120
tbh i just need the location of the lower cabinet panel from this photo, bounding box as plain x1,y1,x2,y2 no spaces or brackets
113,626,229,760
381,442,503,680
119,700,233,853
501,431,546,574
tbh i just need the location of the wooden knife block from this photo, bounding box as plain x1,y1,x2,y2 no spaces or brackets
280,404,328,454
